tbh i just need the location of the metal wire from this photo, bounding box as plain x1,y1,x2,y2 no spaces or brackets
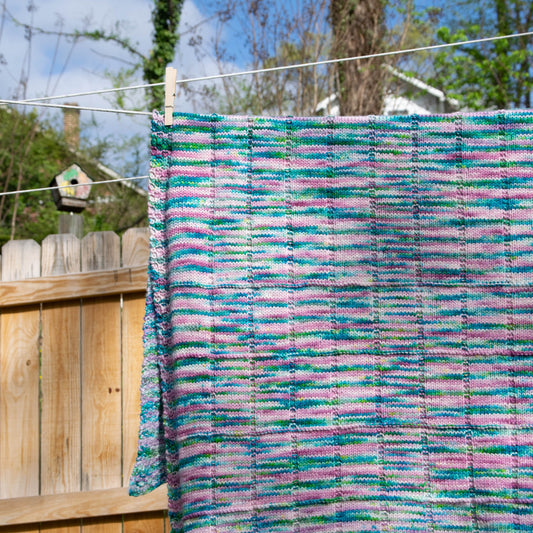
10,29,533,106
1,29,531,198
0,99,152,115
0,175,149,197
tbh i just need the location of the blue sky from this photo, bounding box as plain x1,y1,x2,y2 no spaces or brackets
0,0,442,110
0,0,228,174
0,0,223,103
0,0,449,175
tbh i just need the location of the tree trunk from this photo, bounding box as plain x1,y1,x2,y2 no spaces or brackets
330,0,386,115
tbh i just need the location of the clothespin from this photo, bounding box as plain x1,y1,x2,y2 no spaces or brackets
164,66,178,126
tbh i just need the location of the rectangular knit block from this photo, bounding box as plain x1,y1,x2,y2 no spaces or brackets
130,110,533,532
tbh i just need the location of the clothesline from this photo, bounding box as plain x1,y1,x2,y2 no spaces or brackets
1,29,532,199
0,100,152,116
0,175,149,198
0,29,531,115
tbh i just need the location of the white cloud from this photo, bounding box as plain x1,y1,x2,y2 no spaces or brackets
0,0,239,108
0,0,234,174
1,0,152,99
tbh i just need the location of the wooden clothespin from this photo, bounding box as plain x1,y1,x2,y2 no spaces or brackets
164,66,178,126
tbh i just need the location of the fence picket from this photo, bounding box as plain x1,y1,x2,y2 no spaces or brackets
40,520,81,533
1,240,40,281
81,516,122,533
81,232,120,272
42,234,81,276
0,230,167,532
0,306,40,499
124,512,166,533
0,238,42,522
41,301,81,495
122,228,149,267
81,296,122,492
122,293,146,483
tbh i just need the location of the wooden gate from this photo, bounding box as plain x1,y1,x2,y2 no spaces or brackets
0,229,168,532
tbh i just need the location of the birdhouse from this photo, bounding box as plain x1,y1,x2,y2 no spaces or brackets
50,164,93,212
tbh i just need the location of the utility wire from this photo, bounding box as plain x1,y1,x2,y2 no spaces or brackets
20,81,164,103
13,30,533,106
0,175,148,198
172,31,533,87
1,29,532,199
0,99,152,115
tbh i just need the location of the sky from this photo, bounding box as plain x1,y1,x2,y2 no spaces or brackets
0,0,227,100
0,0,453,176
0,0,228,174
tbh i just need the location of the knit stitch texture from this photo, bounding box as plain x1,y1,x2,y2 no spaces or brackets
130,110,533,532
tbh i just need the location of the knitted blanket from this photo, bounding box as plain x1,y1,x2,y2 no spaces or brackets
130,110,533,532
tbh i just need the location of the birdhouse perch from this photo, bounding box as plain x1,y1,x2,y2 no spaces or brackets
50,164,93,212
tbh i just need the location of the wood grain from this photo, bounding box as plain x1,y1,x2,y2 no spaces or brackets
41,301,82,495
41,234,81,276
124,512,166,533
0,486,167,525
81,232,120,272
58,213,83,240
0,525,39,532
0,306,40,499
40,520,81,533
122,228,149,268
122,293,146,482
81,516,122,533
81,296,122,492
0,230,159,532
1,240,40,281
0,266,147,308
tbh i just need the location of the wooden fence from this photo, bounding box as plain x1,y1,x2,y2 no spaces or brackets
0,229,169,532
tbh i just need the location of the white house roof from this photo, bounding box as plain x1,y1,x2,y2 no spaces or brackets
383,94,433,116
385,65,460,108
316,67,460,116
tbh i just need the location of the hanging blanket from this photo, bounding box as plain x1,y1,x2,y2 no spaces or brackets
130,110,533,532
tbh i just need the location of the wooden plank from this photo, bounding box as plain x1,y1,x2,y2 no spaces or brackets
124,512,166,533
0,266,147,308
82,516,121,533
1,240,40,281
81,232,120,272
81,297,122,492
42,234,81,276
122,294,146,483
164,513,171,533
0,525,39,533
40,520,81,533
0,306,40,499
0,485,167,525
122,228,149,267
41,301,81,495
